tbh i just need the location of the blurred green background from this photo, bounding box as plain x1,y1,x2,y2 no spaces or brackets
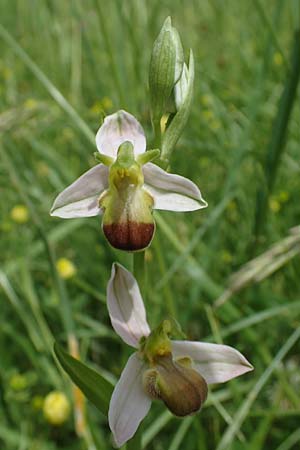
1,0,300,449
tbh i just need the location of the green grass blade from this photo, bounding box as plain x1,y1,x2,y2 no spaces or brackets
254,29,300,243
216,324,300,450
0,23,94,145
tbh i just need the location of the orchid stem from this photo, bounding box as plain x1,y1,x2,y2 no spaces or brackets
133,251,147,300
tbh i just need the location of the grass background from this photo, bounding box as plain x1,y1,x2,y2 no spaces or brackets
1,0,300,449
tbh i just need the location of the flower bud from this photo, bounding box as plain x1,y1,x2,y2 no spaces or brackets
161,51,194,165
143,353,207,417
149,17,180,129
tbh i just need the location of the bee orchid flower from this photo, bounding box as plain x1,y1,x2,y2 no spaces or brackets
107,263,253,447
50,110,207,251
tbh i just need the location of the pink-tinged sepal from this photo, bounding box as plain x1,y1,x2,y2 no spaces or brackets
108,353,151,448
107,263,150,348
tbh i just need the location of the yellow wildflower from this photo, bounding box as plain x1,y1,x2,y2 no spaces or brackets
101,96,113,110
43,391,70,426
200,94,213,106
90,100,103,115
269,197,281,213
31,395,44,410
221,250,233,264
36,161,50,177
10,205,29,224
23,98,38,110
2,66,12,80
278,191,289,203
273,52,283,66
210,119,221,131
56,258,77,279
9,373,28,391
201,110,214,121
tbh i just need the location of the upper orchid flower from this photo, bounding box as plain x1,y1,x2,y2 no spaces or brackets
50,110,207,251
107,263,253,447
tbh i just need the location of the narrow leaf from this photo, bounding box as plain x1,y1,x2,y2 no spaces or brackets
54,342,113,415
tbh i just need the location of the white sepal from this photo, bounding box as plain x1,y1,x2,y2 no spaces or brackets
143,163,207,212
95,110,146,158
172,340,253,384
107,263,150,348
108,353,151,448
50,164,108,218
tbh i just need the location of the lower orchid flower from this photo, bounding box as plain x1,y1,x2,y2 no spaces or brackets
107,263,253,447
50,110,207,251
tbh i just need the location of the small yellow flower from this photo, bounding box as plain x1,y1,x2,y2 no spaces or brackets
9,373,28,391
200,94,213,106
278,191,289,203
31,395,44,410
101,96,113,110
273,52,283,66
221,250,233,264
56,258,77,279
23,98,38,110
89,100,103,115
201,109,214,121
61,127,75,142
43,391,70,426
210,119,221,131
10,205,29,224
269,197,281,213
2,66,12,80
36,161,50,177
227,200,237,211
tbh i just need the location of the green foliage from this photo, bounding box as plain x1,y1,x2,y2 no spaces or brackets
54,343,113,416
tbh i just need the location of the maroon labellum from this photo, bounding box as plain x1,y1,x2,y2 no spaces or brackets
103,221,155,251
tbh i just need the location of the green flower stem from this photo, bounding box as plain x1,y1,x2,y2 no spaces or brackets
253,29,300,246
133,251,147,299
153,236,176,317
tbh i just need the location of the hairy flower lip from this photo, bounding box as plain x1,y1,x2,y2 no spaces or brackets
107,264,253,447
146,353,208,417
103,221,155,251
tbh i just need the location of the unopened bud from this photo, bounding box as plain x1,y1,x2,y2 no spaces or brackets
149,17,180,129
161,51,194,165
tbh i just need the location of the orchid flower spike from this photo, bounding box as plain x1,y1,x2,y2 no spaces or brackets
107,263,253,447
50,110,207,251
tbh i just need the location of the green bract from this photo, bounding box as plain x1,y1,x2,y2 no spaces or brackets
149,17,178,133
149,18,195,167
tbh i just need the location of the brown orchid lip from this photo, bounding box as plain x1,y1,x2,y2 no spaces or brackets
143,353,208,417
103,221,155,251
